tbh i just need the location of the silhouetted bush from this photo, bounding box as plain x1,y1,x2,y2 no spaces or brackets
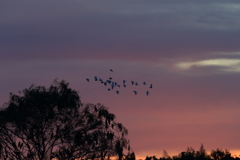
147,144,239,160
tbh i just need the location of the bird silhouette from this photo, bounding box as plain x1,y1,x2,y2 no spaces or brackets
106,80,112,84
135,82,138,86
131,81,134,85
86,78,90,82
146,91,149,96
109,77,112,80
111,84,115,90
123,84,126,88
117,85,121,87
108,88,111,91
150,84,153,88
110,69,113,72
143,82,146,85
133,91,137,95
94,76,98,81
116,90,119,94
123,80,126,84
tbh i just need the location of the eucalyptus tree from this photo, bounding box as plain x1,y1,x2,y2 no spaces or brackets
0,80,130,160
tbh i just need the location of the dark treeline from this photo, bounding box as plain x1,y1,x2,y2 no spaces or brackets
141,145,240,160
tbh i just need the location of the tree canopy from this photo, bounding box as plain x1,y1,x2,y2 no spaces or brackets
0,80,131,160
147,145,239,160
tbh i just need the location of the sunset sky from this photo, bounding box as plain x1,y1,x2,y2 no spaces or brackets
1,1,240,158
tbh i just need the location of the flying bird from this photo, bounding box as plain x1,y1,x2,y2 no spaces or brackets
117,85,121,87
146,91,149,96
133,91,137,95
123,80,126,84
86,78,90,82
106,80,112,84
108,88,111,91
135,82,138,86
150,84,153,88
94,76,98,81
109,77,112,80
143,82,146,85
116,90,119,94
110,69,113,72
111,84,115,90
123,84,126,88
131,81,134,85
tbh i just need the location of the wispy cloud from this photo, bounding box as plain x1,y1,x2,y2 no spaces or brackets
176,58,240,73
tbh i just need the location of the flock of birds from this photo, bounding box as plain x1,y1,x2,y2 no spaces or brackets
86,69,153,96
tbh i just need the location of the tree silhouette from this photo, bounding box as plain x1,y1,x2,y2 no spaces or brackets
145,155,158,160
211,149,233,160
160,150,171,160
0,79,130,160
152,145,239,160
125,151,136,160
196,144,209,160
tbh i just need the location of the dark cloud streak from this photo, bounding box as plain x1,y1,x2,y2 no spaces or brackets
1,1,240,62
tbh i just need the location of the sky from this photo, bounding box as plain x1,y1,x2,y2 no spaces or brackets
1,0,240,158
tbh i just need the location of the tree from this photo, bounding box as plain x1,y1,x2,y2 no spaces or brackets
0,79,130,160
211,149,233,160
196,144,208,160
125,152,136,160
145,156,158,160
160,150,171,160
178,147,196,160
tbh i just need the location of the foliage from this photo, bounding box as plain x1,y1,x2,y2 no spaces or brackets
125,152,136,160
0,80,130,160
147,145,239,160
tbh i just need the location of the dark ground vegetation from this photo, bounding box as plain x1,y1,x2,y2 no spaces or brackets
145,144,240,160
